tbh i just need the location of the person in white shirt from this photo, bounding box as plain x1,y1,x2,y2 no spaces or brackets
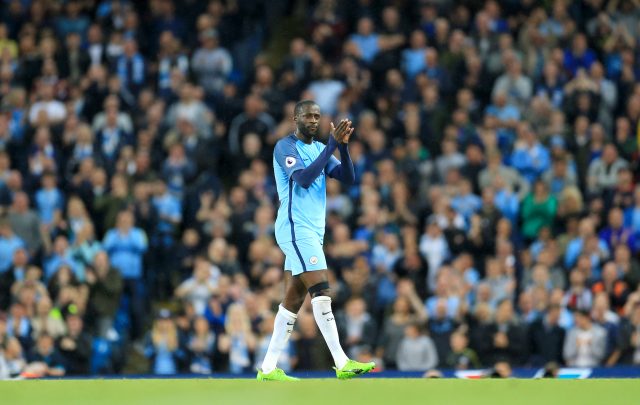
174,256,220,315
563,309,607,367
419,218,449,291
28,82,66,126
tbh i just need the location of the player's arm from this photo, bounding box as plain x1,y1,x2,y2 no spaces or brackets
275,135,340,189
327,143,355,185
327,122,355,185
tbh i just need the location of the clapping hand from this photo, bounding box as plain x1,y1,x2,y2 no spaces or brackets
330,119,354,144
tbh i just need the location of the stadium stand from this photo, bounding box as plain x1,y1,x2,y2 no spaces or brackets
1,0,640,377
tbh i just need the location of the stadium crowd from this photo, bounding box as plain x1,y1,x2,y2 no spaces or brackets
2,0,640,377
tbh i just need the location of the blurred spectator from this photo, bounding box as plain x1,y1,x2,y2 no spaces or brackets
510,125,551,185
44,235,80,281
336,297,377,360
227,94,275,156
217,303,256,374
521,180,557,242
587,144,628,197
402,30,428,79
474,299,528,366
56,313,91,375
376,288,427,369
26,334,65,377
144,310,185,375
2,337,26,378
85,251,122,338
563,310,607,367
492,57,532,111
103,210,147,340
186,316,216,374
35,172,64,231
8,192,43,258
191,29,232,96
445,331,480,370
617,299,640,365
28,83,66,126
563,33,596,77
116,38,146,97
0,217,25,274
419,219,449,288
564,269,594,312
306,63,345,117
528,304,565,366
175,258,217,316
30,295,66,340
396,323,438,371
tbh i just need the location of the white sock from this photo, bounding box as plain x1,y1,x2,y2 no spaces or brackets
311,296,349,369
261,305,297,374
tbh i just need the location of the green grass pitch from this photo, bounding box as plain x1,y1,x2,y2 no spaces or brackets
2,378,639,405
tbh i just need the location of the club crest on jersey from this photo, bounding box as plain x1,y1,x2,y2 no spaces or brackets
285,157,296,168
309,256,318,265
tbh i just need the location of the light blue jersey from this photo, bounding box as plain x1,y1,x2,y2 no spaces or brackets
273,134,340,274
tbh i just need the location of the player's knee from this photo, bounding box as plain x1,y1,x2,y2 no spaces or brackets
308,281,330,298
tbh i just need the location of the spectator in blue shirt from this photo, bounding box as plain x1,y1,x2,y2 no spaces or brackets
0,218,25,273
565,217,609,270
95,104,133,175
35,172,64,229
599,208,637,253
152,179,181,238
116,38,146,96
151,0,186,47
486,92,520,154
103,210,148,280
535,61,566,109
161,142,196,199
450,179,482,228
54,1,90,38
624,187,640,236
421,48,451,95
510,125,551,184
103,210,148,340
348,17,380,64
492,176,521,225
426,279,461,320
150,179,182,299
402,30,427,79
563,33,596,77
44,235,82,281
144,310,186,375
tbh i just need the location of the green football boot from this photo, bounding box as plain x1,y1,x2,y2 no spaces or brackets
256,368,300,381
334,359,376,380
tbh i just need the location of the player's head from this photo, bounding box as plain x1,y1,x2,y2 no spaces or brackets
294,100,320,138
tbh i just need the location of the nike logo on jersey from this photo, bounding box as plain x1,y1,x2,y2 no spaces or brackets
322,311,332,315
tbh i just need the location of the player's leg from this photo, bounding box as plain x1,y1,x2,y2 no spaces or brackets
298,269,348,369
258,249,305,381
296,238,374,378
282,270,307,313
